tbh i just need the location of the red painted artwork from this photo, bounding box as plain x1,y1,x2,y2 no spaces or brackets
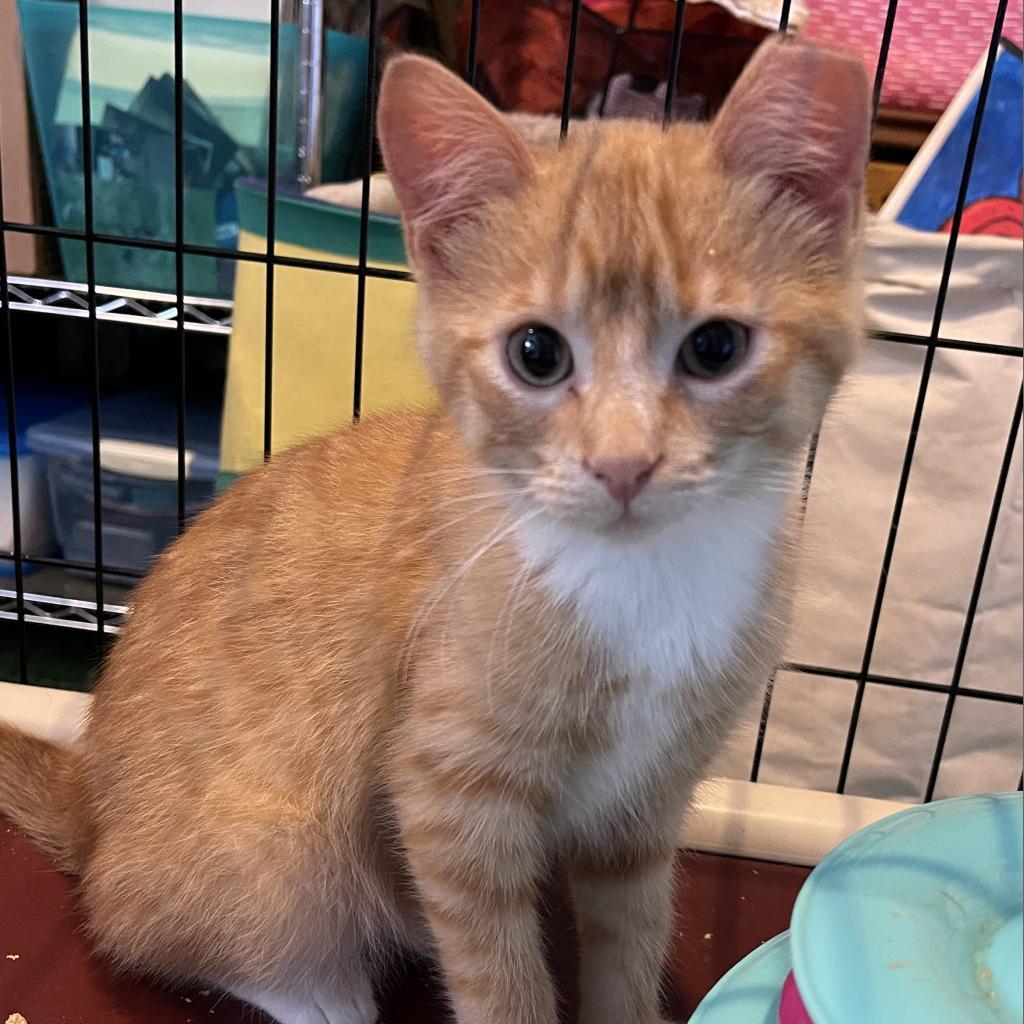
942,176,1024,239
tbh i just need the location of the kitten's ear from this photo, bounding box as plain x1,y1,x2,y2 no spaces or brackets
711,38,870,255
377,55,534,278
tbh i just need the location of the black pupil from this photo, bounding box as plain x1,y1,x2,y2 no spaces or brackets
691,321,738,371
520,329,563,378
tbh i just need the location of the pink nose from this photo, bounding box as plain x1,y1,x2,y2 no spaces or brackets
586,454,662,506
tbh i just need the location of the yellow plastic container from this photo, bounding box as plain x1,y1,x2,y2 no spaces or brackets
221,183,432,477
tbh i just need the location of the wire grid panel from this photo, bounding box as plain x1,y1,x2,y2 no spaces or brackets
1,0,1021,801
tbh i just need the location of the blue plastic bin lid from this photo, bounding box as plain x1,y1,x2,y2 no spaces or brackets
26,391,221,482
0,386,88,458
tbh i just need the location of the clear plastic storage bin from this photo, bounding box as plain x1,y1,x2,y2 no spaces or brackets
1,388,86,575
26,392,221,579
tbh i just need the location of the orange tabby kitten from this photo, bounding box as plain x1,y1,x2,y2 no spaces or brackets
0,38,869,1024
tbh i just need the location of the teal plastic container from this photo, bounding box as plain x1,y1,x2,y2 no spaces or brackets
689,932,791,1024
17,0,368,297
791,792,1023,1024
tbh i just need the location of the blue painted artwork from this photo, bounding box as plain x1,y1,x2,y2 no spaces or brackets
883,42,1022,239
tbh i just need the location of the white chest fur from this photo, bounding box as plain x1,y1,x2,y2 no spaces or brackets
517,492,785,690
517,493,786,828
554,682,683,833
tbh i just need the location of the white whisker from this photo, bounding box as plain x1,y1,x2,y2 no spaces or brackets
397,508,543,686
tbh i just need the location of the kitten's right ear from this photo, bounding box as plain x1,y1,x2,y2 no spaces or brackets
377,56,534,279
711,38,870,257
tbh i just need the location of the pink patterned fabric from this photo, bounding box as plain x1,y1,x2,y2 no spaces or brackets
802,0,1023,112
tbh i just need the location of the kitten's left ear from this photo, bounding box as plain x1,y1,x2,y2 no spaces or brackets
377,55,535,279
711,38,871,256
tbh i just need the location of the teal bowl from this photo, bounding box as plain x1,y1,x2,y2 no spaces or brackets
688,932,791,1024
791,793,1023,1024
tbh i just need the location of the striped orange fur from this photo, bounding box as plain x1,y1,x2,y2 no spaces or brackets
0,37,869,1024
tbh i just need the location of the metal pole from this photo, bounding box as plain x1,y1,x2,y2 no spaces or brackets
296,0,325,188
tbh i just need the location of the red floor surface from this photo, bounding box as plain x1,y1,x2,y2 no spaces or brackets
0,817,808,1022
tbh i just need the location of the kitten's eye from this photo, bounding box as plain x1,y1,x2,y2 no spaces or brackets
506,324,573,388
677,320,750,379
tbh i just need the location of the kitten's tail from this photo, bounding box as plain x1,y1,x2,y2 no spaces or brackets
0,723,88,872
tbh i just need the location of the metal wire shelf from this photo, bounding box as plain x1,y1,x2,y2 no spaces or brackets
0,585,127,634
4,275,232,336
